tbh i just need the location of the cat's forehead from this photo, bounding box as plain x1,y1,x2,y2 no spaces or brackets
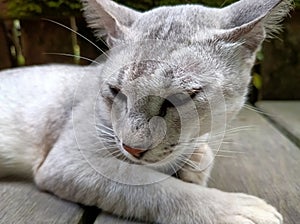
130,6,221,41
107,58,220,94
121,60,173,80
113,60,175,89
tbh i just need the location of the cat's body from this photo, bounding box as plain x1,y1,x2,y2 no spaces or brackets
0,65,98,177
0,0,292,223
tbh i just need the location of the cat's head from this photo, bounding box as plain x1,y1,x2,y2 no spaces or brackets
83,0,292,170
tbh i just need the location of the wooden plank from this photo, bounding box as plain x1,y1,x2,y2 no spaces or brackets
0,179,84,224
0,1,9,20
20,18,74,65
256,101,300,142
95,212,143,224
19,17,107,66
260,9,300,100
95,108,300,223
75,17,107,66
2,108,296,223
210,108,300,224
0,20,12,69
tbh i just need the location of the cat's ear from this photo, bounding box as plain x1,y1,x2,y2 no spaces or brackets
218,0,293,52
82,0,141,46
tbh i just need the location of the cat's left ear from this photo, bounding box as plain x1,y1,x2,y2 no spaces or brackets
218,0,293,53
82,0,141,46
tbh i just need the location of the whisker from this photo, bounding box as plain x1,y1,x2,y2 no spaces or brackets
97,130,114,136
97,133,115,138
97,129,115,137
43,52,101,64
96,135,115,141
96,124,113,131
214,154,236,159
176,155,199,168
225,125,255,132
212,126,256,137
82,143,118,150
178,139,207,144
169,163,179,178
212,149,245,154
103,150,123,157
96,125,114,132
43,18,110,58
243,104,276,117
184,160,201,170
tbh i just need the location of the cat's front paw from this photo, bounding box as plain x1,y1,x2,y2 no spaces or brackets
178,144,213,186
216,192,283,224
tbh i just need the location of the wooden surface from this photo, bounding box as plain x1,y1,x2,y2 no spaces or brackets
0,17,104,70
94,212,143,224
0,104,299,223
260,9,300,100
210,107,300,224
256,101,300,143
0,21,12,69
0,179,84,224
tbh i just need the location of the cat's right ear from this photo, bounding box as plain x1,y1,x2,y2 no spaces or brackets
81,0,141,46
217,0,293,53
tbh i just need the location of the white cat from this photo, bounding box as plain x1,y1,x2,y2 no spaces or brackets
0,0,293,223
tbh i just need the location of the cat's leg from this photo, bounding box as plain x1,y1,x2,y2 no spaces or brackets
177,143,214,186
34,131,282,224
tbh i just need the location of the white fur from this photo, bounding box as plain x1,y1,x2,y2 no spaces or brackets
0,65,100,177
0,0,292,223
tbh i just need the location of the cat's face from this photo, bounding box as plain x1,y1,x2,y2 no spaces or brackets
84,0,291,171
99,40,249,169
97,31,251,170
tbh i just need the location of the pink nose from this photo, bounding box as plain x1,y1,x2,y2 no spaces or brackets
123,144,145,158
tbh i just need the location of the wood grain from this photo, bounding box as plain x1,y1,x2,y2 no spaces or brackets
95,108,300,223
260,9,300,100
0,179,84,224
256,101,300,142
0,21,12,70
95,212,144,224
1,108,299,223
20,18,74,66
209,108,300,224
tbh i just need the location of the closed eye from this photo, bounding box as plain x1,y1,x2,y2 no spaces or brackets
109,85,127,101
158,88,202,117
187,87,202,99
109,85,120,96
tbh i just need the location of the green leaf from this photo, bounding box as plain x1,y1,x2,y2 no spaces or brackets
17,54,26,66
256,51,264,61
252,73,263,90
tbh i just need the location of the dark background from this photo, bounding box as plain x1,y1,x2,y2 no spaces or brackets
0,0,299,101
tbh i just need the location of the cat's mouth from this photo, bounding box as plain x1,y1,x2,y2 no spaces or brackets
122,144,147,159
114,137,175,165
112,134,208,177
120,144,148,164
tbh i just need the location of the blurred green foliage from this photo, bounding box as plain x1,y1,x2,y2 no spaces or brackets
7,0,82,18
114,0,237,11
6,0,300,18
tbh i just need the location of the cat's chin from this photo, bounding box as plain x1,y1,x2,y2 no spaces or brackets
113,132,212,176
117,147,194,177
118,145,176,173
